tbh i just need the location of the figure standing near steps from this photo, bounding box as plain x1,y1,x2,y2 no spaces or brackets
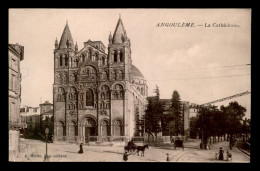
78,143,84,154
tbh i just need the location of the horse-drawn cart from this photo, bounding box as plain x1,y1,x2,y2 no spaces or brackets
124,144,137,154
174,139,184,150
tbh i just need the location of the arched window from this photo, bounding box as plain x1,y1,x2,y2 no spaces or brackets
120,50,124,62
56,73,62,84
93,53,98,62
57,87,65,101
82,54,86,62
75,59,79,67
102,71,107,80
115,84,123,91
113,92,119,99
59,55,63,66
114,84,124,99
81,54,84,62
102,57,105,65
63,73,67,84
87,50,92,60
65,55,68,66
86,89,94,106
106,92,110,99
118,70,124,80
111,70,116,80
113,50,117,63
57,94,61,101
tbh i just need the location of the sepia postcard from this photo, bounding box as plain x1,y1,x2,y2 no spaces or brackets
8,8,251,162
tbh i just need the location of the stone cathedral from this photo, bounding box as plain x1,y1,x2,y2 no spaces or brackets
53,17,148,144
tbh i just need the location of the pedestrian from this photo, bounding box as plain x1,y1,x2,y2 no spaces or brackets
226,150,232,161
218,147,224,160
78,143,84,154
123,151,129,161
166,153,170,162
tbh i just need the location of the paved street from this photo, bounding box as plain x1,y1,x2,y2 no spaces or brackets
15,138,250,162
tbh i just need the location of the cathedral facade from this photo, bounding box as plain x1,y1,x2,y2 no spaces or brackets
53,17,148,144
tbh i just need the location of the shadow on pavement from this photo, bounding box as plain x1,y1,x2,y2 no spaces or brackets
64,151,79,154
102,151,124,155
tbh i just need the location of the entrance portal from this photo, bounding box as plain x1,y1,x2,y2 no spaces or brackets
82,117,96,143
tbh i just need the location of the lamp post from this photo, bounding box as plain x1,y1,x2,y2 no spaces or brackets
44,127,49,162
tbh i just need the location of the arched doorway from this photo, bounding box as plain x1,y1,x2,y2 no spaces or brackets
82,118,96,143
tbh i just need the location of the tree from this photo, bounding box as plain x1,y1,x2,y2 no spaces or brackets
196,105,220,149
171,90,183,136
145,86,164,141
220,101,246,149
189,116,199,139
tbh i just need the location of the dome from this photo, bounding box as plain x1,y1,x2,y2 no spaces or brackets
130,65,144,79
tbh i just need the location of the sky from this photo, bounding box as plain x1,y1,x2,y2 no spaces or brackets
9,9,251,118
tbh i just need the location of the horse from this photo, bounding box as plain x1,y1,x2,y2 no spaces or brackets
136,144,149,157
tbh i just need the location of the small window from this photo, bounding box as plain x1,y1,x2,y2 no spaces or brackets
113,50,117,62
65,55,68,66
120,51,124,62
59,55,63,66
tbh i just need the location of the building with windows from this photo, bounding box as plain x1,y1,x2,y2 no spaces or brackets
20,106,41,138
53,17,148,144
8,43,24,161
39,101,53,138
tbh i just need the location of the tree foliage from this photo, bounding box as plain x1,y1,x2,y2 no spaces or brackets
192,101,247,148
145,86,164,137
171,90,183,135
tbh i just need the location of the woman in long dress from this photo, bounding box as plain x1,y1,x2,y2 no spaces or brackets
218,147,224,160
78,143,84,154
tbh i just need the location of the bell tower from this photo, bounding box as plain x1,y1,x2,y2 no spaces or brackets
54,21,76,70
108,16,132,81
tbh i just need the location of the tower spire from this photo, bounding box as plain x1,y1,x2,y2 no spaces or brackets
58,21,74,50
75,42,78,52
112,16,127,44
55,37,58,49
109,31,112,44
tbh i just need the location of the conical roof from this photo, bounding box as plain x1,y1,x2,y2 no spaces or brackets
59,22,74,50
112,17,127,44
